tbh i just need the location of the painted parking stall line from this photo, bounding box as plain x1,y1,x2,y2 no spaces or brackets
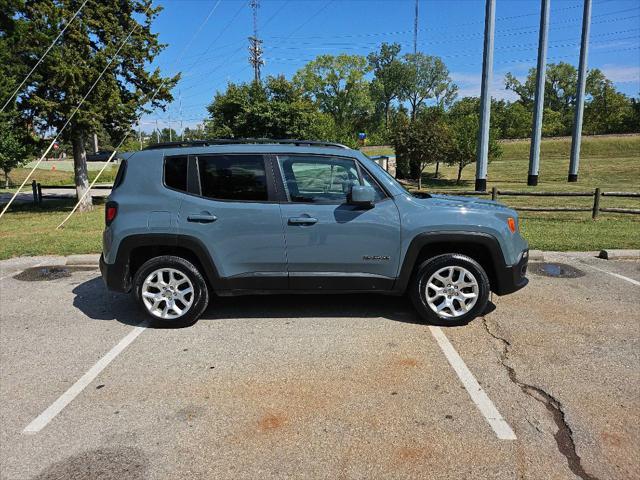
581,263,640,286
429,326,517,441
22,322,148,434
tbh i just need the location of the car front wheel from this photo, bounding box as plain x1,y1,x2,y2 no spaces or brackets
410,253,490,326
133,255,209,327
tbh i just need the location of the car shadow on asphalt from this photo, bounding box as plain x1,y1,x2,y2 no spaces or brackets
72,275,491,329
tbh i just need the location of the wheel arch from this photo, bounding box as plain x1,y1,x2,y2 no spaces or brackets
395,231,507,294
112,234,221,292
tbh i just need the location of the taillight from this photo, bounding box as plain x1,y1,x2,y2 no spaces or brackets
507,217,516,233
105,201,118,226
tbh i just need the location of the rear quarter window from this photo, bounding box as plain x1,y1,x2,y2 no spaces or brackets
164,156,188,192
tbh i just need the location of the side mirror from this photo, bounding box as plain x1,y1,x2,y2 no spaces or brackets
348,185,375,208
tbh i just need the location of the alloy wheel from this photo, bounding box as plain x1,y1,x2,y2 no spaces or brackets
141,268,194,319
425,266,479,319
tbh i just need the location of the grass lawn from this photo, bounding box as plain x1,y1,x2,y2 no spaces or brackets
0,135,638,259
0,164,118,191
366,135,640,251
0,200,103,260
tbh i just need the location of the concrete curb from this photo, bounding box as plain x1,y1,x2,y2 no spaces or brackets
65,254,100,266
598,249,640,260
529,250,545,262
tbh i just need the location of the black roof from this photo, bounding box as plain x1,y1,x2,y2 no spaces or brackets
143,138,349,151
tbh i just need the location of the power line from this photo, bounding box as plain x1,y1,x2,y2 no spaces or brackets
1,2,153,220
0,0,89,113
57,0,225,229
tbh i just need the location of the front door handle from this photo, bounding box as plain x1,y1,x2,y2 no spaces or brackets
187,213,217,223
288,216,318,226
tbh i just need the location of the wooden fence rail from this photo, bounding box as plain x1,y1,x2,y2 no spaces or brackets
430,186,640,219
30,181,640,219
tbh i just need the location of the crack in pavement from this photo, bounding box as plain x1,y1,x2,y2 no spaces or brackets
482,318,600,480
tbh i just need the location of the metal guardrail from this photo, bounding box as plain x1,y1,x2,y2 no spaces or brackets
430,187,640,219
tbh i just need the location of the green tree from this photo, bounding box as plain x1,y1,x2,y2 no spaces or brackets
183,124,207,141
491,100,531,139
206,76,330,140
584,70,636,134
392,109,452,189
505,62,579,112
448,107,501,184
293,54,372,139
367,43,408,129
0,119,28,188
504,63,637,136
10,0,177,211
400,53,457,120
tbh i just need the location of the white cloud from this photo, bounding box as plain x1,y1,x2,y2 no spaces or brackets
600,65,640,84
451,71,518,101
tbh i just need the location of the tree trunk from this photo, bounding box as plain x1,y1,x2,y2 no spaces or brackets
71,132,93,212
456,162,464,184
384,101,390,129
435,160,440,178
4,169,10,188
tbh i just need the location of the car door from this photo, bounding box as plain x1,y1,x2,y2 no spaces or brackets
276,154,401,291
176,153,287,290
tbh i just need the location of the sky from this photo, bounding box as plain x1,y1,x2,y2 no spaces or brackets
140,0,640,133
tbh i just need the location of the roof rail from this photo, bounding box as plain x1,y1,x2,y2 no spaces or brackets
143,138,350,151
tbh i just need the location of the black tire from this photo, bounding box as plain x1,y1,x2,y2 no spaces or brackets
409,253,490,326
132,255,209,327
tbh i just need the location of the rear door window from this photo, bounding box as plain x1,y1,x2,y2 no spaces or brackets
197,154,268,201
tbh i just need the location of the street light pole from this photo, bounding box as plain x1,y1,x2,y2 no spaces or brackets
475,0,496,192
527,0,550,186
568,0,592,182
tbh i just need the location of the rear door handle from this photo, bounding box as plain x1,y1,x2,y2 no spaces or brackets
288,216,318,226
187,213,217,223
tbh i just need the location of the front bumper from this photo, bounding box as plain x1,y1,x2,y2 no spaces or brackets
493,249,529,295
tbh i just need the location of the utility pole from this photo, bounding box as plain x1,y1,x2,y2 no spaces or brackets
568,0,592,182
168,115,172,142
527,0,550,186
138,122,142,150
248,0,264,83
413,0,419,54
475,0,496,192
92,133,99,154
179,90,184,141
155,119,160,143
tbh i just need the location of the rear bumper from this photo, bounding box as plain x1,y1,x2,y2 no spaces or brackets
494,249,529,295
100,253,131,293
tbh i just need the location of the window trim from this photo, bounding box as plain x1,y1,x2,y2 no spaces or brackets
274,153,390,205
191,153,278,204
112,159,127,190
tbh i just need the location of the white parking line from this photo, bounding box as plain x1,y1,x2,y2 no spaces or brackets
581,263,640,286
429,326,517,441
22,322,148,434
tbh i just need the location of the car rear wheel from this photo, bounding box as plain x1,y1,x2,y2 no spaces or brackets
133,255,209,327
410,253,490,326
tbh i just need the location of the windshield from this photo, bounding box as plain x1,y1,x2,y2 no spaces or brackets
365,156,411,195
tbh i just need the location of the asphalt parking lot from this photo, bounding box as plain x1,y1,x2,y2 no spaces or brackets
0,253,638,480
